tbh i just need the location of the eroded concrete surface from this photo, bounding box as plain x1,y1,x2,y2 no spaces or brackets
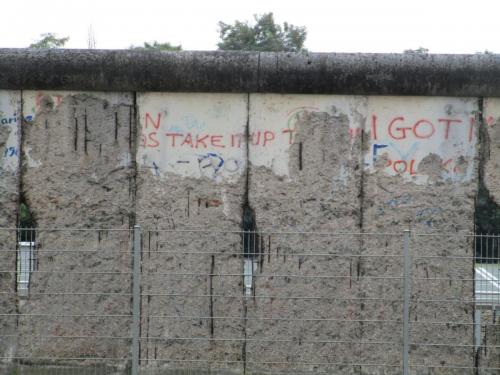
7,91,135,369
0,91,20,372
0,91,491,374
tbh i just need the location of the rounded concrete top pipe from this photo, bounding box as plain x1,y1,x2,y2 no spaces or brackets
2,48,500,96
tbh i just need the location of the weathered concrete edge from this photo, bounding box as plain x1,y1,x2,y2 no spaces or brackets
2,48,500,96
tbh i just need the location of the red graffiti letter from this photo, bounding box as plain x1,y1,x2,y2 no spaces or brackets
393,160,407,173
231,134,242,148
35,93,43,110
145,113,161,129
413,119,435,139
196,134,210,148
211,135,225,148
252,131,261,146
181,133,193,148
282,128,295,145
147,132,159,148
263,131,275,146
438,118,462,139
165,133,183,147
409,159,416,175
486,116,494,127
388,117,410,140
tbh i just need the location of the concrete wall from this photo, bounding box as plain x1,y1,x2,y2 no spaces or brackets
0,90,21,369
0,50,498,374
12,91,135,366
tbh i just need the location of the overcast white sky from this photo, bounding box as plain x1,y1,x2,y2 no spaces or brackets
2,0,499,53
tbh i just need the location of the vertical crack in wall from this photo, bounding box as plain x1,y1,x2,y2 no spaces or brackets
83,108,89,154
474,98,500,244
129,92,141,364
18,90,37,241
242,93,259,258
240,92,252,375
298,141,303,171
209,255,215,338
13,91,25,328
16,90,25,229
129,93,139,228
73,109,78,151
133,93,141,365
114,111,119,142
358,126,366,266
16,90,38,324
356,120,367,371
473,97,485,373
473,97,498,371
358,130,365,237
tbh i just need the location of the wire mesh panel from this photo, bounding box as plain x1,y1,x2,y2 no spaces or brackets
0,227,134,374
138,230,405,375
244,231,404,375
2,227,500,374
139,229,244,375
474,234,500,374
410,233,500,374
0,227,17,375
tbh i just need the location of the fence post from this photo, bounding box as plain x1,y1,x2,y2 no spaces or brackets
403,229,411,375
131,225,141,375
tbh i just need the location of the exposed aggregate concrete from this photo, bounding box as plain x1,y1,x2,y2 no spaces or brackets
0,89,491,375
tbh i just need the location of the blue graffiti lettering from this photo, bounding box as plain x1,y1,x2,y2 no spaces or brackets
4,147,17,157
198,153,224,174
373,144,388,162
152,161,160,176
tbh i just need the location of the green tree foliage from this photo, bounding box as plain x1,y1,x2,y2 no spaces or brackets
130,41,182,51
19,201,36,241
29,33,69,49
217,12,307,52
403,47,429,54
19,202,33,228
476,50,494,55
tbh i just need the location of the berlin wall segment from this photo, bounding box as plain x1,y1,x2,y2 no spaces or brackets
1,91,136,371
0,85,489,374
0,91,21,373
363,97,478,371
136,93,248,371
135,92,480,373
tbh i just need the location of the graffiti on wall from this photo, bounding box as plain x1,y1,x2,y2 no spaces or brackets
367,115,482,176
137,93,248,182
137,94,478,184
248,95,366,177
22,91,134,120
0,91,21,173
364,97,478,183
249,95,478,184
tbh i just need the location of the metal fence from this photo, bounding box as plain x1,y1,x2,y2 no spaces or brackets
0,227,499,374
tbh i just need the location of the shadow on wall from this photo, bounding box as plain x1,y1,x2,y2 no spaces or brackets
475,183,500,263
18,197,36,242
